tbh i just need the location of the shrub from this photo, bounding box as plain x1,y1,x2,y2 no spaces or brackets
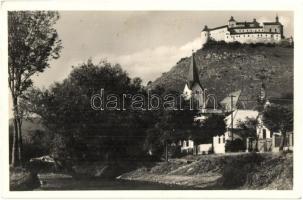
225,139,246,152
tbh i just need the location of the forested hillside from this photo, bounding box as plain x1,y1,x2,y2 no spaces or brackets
150,41,293,109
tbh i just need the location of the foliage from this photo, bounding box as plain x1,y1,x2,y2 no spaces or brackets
203,39,293,50
262,104,293,133
225,139,246,152
193,114,226,144
8,11,62,166
237,117,260,151
28,60,153,163
237,117,259,138
143,93,198,160
262,104,293,150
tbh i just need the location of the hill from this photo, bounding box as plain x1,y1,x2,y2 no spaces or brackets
150,41,293,109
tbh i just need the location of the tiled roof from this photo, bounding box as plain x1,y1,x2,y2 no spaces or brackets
209,25,228,31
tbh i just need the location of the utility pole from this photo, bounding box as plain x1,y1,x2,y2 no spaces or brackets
230,94,235,141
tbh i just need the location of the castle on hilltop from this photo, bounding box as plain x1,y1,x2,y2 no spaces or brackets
201,15,284,45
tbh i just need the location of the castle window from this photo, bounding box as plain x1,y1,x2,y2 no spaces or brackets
223,137,225,143
275,28,277,32
269,28,272,32
218,137,221,144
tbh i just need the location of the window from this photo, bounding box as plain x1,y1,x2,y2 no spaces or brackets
218,137,221,144
186,141,189,146
275,28,277,32
223,137,225,143
263,129,267,139
269,28,272,32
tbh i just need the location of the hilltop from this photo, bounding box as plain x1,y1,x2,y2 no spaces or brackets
150,41,293,108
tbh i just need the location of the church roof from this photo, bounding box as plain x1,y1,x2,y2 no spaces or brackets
187,52,203,90
220,90,242,112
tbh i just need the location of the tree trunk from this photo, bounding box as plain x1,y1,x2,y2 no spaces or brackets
11,117,19,167
279,131,286,151
17,118,23,165
11,96,22,167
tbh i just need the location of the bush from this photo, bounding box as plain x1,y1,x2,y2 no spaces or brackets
225,139,246,152
203,38,293,50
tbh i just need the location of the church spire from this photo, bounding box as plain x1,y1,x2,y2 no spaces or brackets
187,51,202,90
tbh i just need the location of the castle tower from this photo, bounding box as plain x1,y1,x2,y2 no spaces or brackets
201,25,209,46
276,14,279,23
183,51,204,108
228,16,236,28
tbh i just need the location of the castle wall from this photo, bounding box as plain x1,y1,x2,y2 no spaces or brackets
263,24,282,33
209,27,228,41
203,26,282,44
200,31,209,46
225,33,281,44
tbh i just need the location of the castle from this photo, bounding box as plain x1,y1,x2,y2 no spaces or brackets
201,15,284,45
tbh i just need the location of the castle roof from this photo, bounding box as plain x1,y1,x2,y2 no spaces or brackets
263,22,282,25
208,25,228,31
187,52,203,90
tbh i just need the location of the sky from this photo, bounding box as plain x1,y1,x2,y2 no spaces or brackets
32,11,293,88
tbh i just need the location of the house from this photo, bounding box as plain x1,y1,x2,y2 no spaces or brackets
179,139,194,154
201,15,284,45
213,109,259,153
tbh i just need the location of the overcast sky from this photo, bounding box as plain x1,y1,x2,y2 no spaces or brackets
32,11,293,88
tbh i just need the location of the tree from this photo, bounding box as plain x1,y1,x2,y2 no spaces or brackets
262,104,293,150
28,60,151,164
8,11,62,166
144,93,198,161
237,117,260,151
193,114,226,144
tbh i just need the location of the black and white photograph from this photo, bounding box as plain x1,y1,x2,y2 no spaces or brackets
1,0,302,199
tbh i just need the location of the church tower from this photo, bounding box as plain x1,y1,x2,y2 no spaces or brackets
183,51,204,108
